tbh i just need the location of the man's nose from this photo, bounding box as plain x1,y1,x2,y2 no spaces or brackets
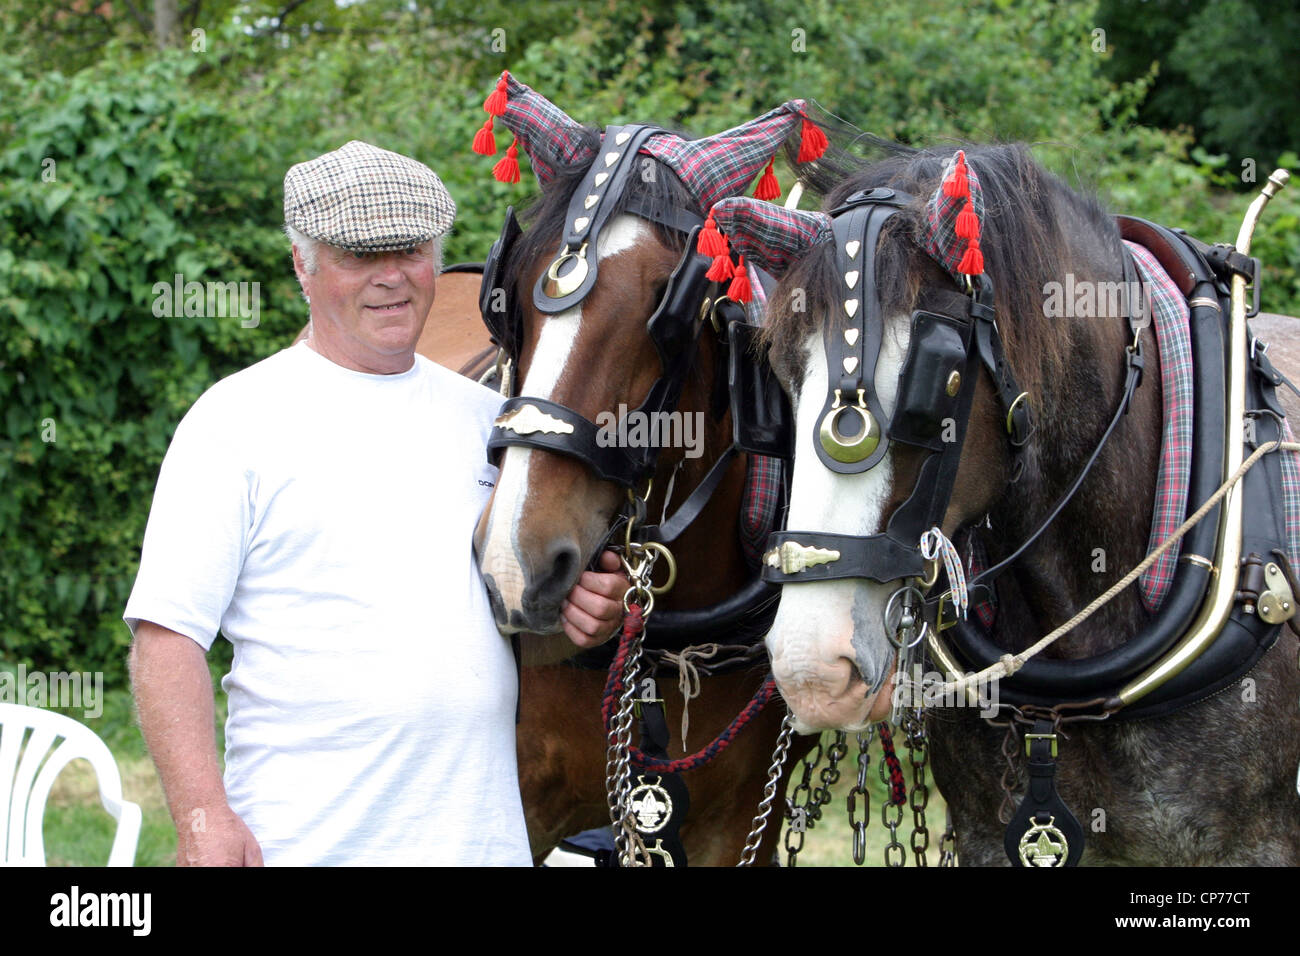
370,257,404,285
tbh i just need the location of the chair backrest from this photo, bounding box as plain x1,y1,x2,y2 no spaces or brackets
0,702,141,866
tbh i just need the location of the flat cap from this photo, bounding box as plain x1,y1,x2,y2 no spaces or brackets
283,140,456,252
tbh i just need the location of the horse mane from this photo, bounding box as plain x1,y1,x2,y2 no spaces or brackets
766,138,1127,462
504,126,701,287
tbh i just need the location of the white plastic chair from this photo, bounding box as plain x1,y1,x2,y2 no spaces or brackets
0,702,141,866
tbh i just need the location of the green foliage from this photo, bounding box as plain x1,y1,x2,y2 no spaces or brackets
2,0,1297,684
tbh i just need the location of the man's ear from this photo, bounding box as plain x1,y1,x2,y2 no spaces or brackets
291,244,310,300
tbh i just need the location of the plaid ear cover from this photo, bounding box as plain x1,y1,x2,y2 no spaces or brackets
923,150,986,280
479,72,826,208
708,197,833,278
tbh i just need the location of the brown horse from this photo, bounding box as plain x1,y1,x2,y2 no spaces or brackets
723,142,1300,864
299,266,801,865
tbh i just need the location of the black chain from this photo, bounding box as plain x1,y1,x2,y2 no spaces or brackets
938,808,958,867
846,727,874,865
783,731,848,866
998,722,1021,825
902,709,930,866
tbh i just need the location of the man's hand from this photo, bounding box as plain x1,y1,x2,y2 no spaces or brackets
176,802,265,867
560,549,629,649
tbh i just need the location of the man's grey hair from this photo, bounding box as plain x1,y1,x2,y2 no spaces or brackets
284,224,444,277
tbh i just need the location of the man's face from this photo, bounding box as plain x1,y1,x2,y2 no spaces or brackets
295,241,437,373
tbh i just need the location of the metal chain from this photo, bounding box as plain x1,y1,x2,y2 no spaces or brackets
997,721,1021,825
605,620,650,867
879,741,906,867
605,538,665,868
737,712,796,866
782,731,848,866
938,808,958,867
902,708,930,866
846,726,875,865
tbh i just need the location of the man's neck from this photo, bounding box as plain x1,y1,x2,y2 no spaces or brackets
303,333,416,375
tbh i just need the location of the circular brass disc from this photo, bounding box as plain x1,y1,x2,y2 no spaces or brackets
543,248,589,298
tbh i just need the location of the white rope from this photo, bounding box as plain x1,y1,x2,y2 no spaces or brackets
921,526,967,620
938,438,1300,697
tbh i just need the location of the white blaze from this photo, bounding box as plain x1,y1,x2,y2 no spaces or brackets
767,317,912,730
478,216,650,619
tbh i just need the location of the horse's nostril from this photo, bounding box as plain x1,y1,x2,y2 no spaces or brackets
482,574,507,626
523,540,582,615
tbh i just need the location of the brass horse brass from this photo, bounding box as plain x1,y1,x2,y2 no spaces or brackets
820,391,880,464
764,541,841,574
493,403,575,436
543,243,589,298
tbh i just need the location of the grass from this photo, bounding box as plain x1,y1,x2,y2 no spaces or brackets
28,665,948,867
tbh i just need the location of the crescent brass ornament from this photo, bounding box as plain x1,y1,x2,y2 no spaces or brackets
543,242,589,298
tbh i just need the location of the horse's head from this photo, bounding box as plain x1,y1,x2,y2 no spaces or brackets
717,145,1086,730
470,73,829,634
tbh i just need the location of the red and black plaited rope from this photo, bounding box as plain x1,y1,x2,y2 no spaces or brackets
876,723,909,806
600,603,777,774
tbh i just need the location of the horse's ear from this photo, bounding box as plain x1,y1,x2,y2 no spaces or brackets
699,197,832,302
471,71,597,186
923,149,987,280
645,101,829,211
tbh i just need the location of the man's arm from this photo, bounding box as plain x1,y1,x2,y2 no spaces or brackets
129,621,263,867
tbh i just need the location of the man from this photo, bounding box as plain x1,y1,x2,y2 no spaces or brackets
126,141,627,866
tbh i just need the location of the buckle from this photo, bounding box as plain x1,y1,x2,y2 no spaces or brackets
1024,732,1058,758
937,590,958,631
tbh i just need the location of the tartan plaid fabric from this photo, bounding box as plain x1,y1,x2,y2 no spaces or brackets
283,141,456,251
1281,419,1300,569
641,101,818,211
740,453,784,570
492,72,818,209
923,153,985,280
497,74,596,184
1125,240,1194,612
709,197,833,277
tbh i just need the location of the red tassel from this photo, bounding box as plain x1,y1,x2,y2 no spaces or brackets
706,254,735,283
728,256,752,302
797,119,829,163
484,72,509,116
472,117,497,156
493,138,521,184
955,199,979,241
957,235,984,275
943,150,970,199
754,158,780,201
698,215,728,258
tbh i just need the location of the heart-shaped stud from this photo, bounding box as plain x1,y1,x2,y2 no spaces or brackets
604,152,620,167
845,240,861,258
844,328,860,346
594,172,609,187
574,216,590,232
844,270,860,289
584,194,599,209
844,299,859,318
614,131,631,145
843,356,859,374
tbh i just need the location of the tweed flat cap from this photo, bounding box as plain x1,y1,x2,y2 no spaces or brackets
283,140,456,252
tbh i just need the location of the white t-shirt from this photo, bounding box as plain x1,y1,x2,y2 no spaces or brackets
125,342,530,866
